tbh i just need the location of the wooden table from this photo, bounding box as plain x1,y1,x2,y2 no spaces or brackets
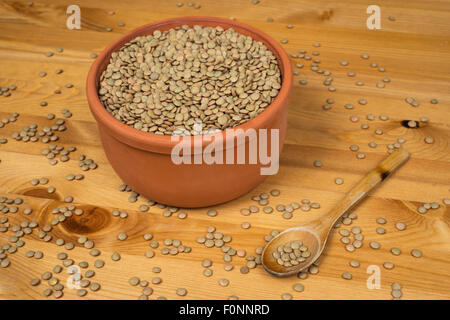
0,0,449,300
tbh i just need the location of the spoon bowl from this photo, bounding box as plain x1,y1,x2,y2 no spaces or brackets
262,225,322,277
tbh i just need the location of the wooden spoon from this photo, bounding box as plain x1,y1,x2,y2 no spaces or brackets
262,148,410,277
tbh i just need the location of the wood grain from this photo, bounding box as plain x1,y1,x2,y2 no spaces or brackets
0,0,449,300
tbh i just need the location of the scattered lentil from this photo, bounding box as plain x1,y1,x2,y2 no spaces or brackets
411,249,422,258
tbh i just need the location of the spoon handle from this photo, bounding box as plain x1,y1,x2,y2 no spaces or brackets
322,148,410,229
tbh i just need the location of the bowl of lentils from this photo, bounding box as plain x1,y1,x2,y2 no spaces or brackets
87,16,293,207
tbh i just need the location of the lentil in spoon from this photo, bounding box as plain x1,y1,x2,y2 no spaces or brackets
262,148,410,276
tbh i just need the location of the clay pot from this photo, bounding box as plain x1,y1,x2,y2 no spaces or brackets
86,16,293,208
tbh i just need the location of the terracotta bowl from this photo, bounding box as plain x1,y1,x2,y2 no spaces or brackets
87,16,293,208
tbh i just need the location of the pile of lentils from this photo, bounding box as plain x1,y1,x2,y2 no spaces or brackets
98,25,281,135
273,241,311,267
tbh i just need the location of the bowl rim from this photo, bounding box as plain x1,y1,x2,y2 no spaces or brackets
86,16,293,154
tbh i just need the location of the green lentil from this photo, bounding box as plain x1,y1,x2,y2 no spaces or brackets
263,206,273,214
349,260,360,268
281,293,293,300
270,189,280,196
313,160,323,167
30,278,41,286
395,222,406,231
391,289,402,299
111,252,121,261
85,270,95,278
202,259,212,268
57,252,67,260
65,242,75,250
90,282,101,291
218,278,230,287
177,212,187,219
142,287,153,296
411,249,422,258
145,249,155,258
203,268,213,277
417,206,428,214
117,232,128,241
129,277,140,286
62,259,74,267
176,288,187,296
293,283,305,292
94,259,105,268
207,209,217,217
369,241,381,249
344,244,355,252
42,271,52,280
391,283,402,291
424,136,434,144
84,240,94,249
341,272,352,280
77,289,87,297
43,288,53,297
119,211,128,218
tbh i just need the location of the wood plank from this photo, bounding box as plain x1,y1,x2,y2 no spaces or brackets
0,0,449,300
